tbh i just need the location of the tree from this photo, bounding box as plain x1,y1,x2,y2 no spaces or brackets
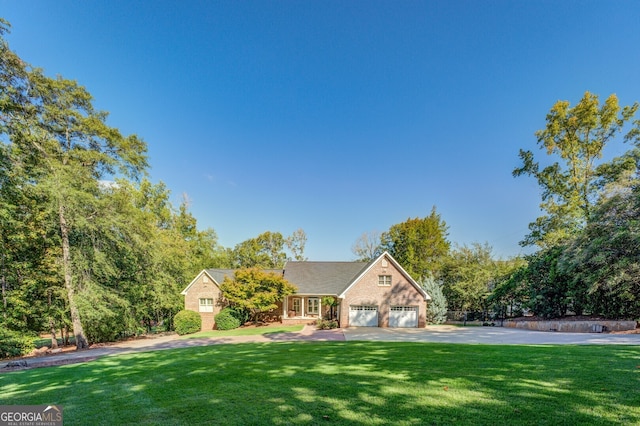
0,24,147,348
220,268,297,322
285,228,307,261
232,230,307,268
559,183,640,319
487,257,528,319
420,274,447,324
351,231,382,262
514,92,639,247
380,207,450,280
441,243,496,316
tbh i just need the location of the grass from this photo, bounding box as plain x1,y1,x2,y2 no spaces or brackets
183,324,304,339
1,342,639,425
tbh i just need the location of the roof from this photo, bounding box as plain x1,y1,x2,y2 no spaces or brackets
180,268,283,295
338,252,430,300
282,261,369,295
181,252,429,300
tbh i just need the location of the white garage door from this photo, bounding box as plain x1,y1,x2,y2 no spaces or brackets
389,306,418,328
349,305,378,327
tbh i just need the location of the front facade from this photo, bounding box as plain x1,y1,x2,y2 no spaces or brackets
181,252,430,330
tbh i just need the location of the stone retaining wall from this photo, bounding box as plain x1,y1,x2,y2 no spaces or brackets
504,319,637,333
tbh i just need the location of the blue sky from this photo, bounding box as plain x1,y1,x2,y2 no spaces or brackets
2,1,640,260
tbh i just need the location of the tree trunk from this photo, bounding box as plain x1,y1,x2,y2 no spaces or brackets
1,253,6,319
59,203,89,349
49,317,58,349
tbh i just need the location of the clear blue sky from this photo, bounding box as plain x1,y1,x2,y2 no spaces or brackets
2,1,640,260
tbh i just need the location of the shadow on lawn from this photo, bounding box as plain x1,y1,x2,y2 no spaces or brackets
1,342,639,425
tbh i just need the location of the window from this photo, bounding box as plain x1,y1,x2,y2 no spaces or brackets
199,298,213,312
307,297,319,315
378,275,392,286
292,298,301,315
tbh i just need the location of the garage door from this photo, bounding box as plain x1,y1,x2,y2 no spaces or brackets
389,306,418,328
349,305,378,327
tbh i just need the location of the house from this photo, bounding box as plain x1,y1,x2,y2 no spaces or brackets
180,252,430,330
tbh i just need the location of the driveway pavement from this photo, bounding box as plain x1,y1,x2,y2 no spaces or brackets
343,325,640,345
1,326,345,371
3,325,639,371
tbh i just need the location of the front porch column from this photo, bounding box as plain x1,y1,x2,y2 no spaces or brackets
301,298,305,317
283,297,288,319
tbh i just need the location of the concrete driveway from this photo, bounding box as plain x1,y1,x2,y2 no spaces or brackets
343,325,640,345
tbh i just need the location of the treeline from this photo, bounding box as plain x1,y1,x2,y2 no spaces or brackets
493,92,640,320
351,210,525,321
354,92,640,322
0,20,305,351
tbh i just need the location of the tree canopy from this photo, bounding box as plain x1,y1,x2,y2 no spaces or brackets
0,21,226,348
220,268,297,322
514,92,639,247
379,207,450,280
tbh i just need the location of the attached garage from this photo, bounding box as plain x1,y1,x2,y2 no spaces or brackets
349,305,378,327
389,306,418,328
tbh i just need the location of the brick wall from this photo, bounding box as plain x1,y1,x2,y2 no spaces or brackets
340,255,426,327
184,271,224,331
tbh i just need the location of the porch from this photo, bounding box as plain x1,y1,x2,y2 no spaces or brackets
281,295,339,325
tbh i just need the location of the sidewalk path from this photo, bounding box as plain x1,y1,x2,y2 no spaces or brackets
4,325,639,372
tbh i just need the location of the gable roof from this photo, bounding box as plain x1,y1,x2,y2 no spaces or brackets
281,261,369,295
181,252,429,301
338,252,430,300
180,268,283,295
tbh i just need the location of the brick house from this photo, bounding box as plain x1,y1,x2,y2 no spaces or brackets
181,252,430,330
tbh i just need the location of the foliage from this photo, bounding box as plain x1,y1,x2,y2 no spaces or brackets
220,268,297,322
420,274,447,324
214,308,241,331
379,207,450,280
441,243,496,313
0,21,226,346
0,328,36,359
522,246,574,318
514,92,639,247
230,230,307,268
173,310,202,335
488,258,529,318
285,228,308,261
315,318,339,329
559,184,640,319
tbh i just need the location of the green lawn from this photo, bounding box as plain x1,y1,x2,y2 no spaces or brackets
2,342,639,425
183,324,304,339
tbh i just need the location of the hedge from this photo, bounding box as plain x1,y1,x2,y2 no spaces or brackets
0,328,36,359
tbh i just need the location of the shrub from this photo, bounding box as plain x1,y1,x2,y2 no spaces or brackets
0,328,36,359
227,305,250,325
215,308,241,330
174,310,202,335
316,319,339,330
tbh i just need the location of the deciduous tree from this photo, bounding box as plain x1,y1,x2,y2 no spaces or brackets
220,268,297,322
514,91,639,247
380,207,450,280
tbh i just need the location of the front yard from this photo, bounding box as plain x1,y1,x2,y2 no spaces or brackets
2,342,639,425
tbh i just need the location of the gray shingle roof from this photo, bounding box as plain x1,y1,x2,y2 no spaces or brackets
281,261,369,295
205,268,283,285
